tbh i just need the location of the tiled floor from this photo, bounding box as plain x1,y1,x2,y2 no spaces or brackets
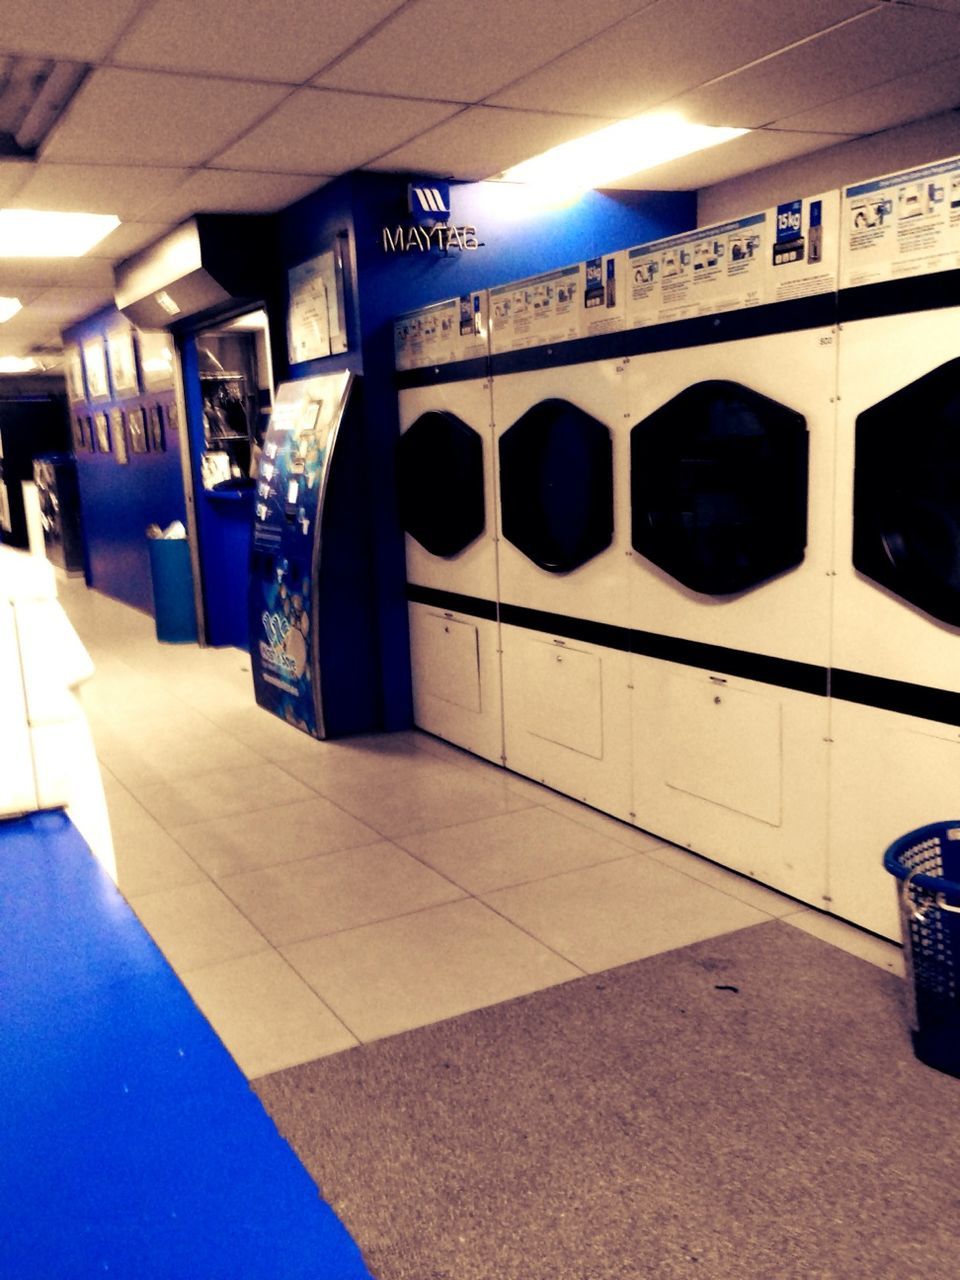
60,578,904,1081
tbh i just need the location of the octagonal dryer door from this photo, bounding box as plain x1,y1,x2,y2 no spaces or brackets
631,379,809,596
498,397,614,573
853,355,960,628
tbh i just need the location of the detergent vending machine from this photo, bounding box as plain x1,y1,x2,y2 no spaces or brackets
248,371,380,739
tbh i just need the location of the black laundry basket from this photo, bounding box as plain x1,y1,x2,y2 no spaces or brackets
884,821,960,1078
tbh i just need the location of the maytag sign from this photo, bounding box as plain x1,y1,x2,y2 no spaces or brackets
382,182,480,253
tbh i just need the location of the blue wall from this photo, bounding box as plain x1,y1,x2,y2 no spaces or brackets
271,173,695,728
63,307,186,615
67,174,693,725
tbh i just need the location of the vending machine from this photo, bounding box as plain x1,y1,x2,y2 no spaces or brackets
248,371,380,739
33,454,84,575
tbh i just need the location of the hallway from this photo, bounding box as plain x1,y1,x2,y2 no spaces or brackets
60,578,903,1082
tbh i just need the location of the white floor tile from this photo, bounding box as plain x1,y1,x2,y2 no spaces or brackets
482,853,772,972
133,763,316,828
169,796,382,879
179,951,358,1078
219,842,466,946
105,785,207,896
646,843,808,918
397,805,643,894
128,880,271,972
783,909,905,977
282,898,581,1042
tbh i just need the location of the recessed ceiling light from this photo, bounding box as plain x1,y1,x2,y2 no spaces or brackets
497,113,749,196
0,209,120,258
0,355,39,373
0,296,22,323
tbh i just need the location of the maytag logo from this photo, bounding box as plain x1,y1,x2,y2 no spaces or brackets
409,183,451,225
383,182,480,253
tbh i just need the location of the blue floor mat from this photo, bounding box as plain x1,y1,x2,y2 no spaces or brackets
0,810,372,1280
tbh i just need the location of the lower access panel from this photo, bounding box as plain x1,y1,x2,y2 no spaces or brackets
409,603,503,764
827,700,960,942
501,623,632,821
631,656,830,907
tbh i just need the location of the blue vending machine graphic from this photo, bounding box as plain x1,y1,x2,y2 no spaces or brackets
249,371,380,739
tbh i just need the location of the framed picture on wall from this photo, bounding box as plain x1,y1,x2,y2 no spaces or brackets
71,414,87,451
65,347,86,403
94,411,111,453
147,403,165,452
165,400,179,432
107,326,138,396
83,339,109,400
85,416,98,452
127,407,148,454
138,329,175,391
111,409,128,464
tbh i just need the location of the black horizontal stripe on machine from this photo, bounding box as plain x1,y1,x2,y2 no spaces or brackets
839,269,960,324
406,584,960,725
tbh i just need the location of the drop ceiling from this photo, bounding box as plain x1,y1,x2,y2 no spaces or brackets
0,0,957,363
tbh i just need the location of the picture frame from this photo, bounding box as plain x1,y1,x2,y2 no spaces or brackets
127,407,148,454
138,329,175,391
83,338,109,401
94,411,111,453
65,347,86,404
147,403,165,452
86,416,98,452
111,409,128,464
107,326,138,396
71,414,87,452
165,400,179,432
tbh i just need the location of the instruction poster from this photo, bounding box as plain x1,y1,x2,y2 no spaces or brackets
840,155,960,289
626,192,837,328
288,249,348,365
394,292,488,371
490,265,583,354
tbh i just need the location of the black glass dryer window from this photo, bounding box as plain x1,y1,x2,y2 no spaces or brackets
853,357,960,627
631,380,808,595
499,399,613,573
396,411,485,557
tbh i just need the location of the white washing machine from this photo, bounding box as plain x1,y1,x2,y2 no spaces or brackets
624,324,838,906
829,300,960,940
492,357,634,820
397,374,503,763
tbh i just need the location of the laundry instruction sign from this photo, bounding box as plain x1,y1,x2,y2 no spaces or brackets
382,182,480,253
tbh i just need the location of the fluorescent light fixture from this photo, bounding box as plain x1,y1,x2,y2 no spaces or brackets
0,209,120,258
0,296,22,323
498,113,749,196
0,355,39,373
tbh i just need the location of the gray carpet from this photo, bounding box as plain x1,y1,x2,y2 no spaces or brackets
254,920,960,1280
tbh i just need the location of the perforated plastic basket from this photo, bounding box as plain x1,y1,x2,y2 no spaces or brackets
884,821,960,1078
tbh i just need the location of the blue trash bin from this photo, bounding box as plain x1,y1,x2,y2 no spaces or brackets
147,537,198,644
884,821,960,1078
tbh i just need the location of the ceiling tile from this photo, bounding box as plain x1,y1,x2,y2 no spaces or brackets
13,286,114,323
85,221,177,260
487,0,874,117
772,54,960,134
601,127,852,191
142,169,326,222
112,0,407,83
0,0,141,60
671,5,960,129
316,0,652,102
212,89,461,173
0,160,34,203
7,163,189,219
40,68,289,166
367,106,614,181
0,258,117,290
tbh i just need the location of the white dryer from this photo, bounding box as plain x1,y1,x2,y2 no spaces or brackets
829,299,960,940
397,372,502,764
492,357,634,821
625,322,837,907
